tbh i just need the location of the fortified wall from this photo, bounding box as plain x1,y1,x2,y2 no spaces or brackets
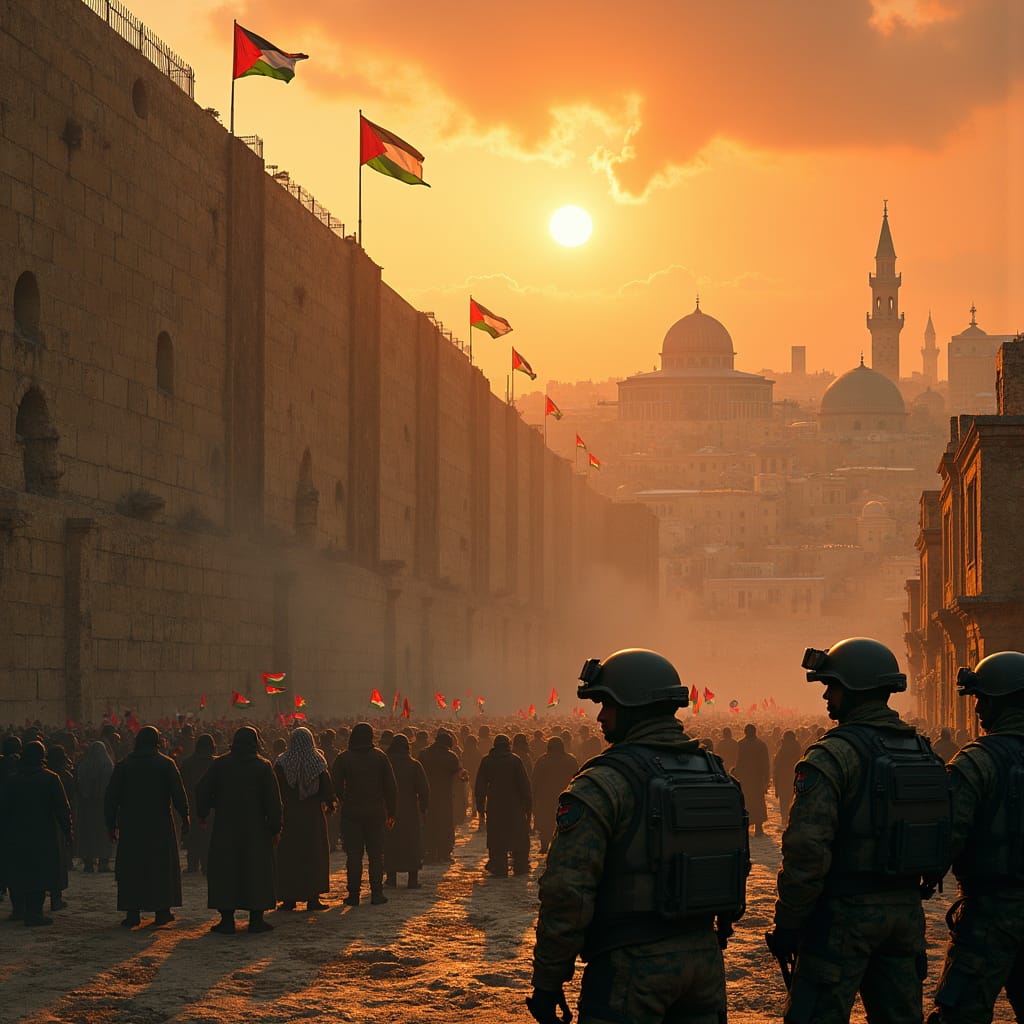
0,0,659,723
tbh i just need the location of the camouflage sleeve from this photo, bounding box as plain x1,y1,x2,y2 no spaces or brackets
946,746,990,864
774,746,844,930
531,771,622,989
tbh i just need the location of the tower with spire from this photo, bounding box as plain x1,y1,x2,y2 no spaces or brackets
866,200,905,384
922,310,938,385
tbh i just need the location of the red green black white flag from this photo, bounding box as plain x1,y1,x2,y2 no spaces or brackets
370,688,386,709
512,348,537,380
544,396,563,420
470,298,513,338
588,453,601,470
232,23,308,83
360,115,429,186
575,434,586,449
263,672,287,694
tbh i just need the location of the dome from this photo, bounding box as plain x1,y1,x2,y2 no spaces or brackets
820,362,906,417
861,500,889,519
662,305,734,359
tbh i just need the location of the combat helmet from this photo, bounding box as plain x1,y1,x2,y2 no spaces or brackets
577,648,689,708
801,637,907,693
957,651,1024,698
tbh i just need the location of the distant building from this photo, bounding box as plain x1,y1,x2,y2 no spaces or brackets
818,359,908,434
866,202,905,384
922,311,939,386
946,305,1018,414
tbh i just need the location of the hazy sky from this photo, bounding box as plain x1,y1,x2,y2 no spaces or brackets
128,0,1023,398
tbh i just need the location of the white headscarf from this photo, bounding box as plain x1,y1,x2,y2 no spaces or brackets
276,726,328,799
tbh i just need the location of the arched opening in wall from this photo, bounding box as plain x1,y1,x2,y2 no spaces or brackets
888,297,895,313
15,389,61,496
132,79,148,118
13,272,41,342
156,331,174,395
295,448,319,540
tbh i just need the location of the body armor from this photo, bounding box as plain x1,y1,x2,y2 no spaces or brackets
582,743,749,959
822,724,951,893
953,734,1024,890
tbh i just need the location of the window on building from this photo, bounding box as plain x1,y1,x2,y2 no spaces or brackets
156,332,174,395
13,271,41,341
965,479,978,568
15,389,60,496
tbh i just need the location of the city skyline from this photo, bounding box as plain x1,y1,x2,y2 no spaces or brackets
129,0,1023,396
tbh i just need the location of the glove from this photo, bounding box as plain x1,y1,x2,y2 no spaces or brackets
765,926,803,960
525,988,572,1024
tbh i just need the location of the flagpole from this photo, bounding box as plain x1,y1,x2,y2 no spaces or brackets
230,21,236,136
506,375,510,404
358,110,363,247
544,408,548,447
468,324,473,365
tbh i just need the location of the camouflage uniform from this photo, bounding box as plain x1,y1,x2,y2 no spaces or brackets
774,702,928,1024
532,716,729,1024
929,708,1024,1023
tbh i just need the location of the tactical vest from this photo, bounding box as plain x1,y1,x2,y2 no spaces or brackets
953,734,1024,889
581,743,749,959
824,724,951,893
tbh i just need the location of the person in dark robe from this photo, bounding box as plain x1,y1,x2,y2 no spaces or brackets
531,736,579,854
179,734,216,874
104,726,189,928
462,734,482,827
771,729,802,827
419,729,464,864
511,733,534,783
733,722,771,836
75,740,114,873
274,727,336,911
197,726,282,934
45,744,74,910
0,741,72,926
332,722,398,906
475,734,532,876
319,729,342,851
384,734,429,888
575,725,603,762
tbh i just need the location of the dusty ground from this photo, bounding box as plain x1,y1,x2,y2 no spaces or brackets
0,798,1014,1023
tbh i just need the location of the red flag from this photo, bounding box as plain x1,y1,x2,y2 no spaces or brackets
588,453,601,470
263,672,287,694
232,22,308,83
231,691,252,707
276,711,287,727
434,692,447,710
370,688,386,709
402,697,411,719
512,347,537,380
469,297,513,338
292,711,307,721
294,694,306,709
547,687,559,709
544,396,563,420
575,434,586,449
453,698,462,714
476,696,485,714
392,692,400,713
704,687,715,704
528,703,536,718
199,694,207,710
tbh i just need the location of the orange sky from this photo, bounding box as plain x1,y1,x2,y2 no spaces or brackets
128,0,1023,399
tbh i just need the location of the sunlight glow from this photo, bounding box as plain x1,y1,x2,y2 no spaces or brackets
549,206,593,247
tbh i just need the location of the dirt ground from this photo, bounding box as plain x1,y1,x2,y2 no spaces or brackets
0,797,1014,1023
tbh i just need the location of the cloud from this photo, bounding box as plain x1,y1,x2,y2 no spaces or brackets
223,0,1023,199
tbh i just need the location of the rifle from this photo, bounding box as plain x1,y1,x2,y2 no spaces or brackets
764,930,795,990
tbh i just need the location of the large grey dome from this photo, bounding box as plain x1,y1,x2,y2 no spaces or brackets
820,362,905,417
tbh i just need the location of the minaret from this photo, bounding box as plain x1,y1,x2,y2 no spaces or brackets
866,200,905,383
922,310,938,385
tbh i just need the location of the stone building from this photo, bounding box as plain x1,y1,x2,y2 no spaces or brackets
906,337,1024,730
818,358,908,434
866,202,905,385
946,305,1018,414
0,0,658,723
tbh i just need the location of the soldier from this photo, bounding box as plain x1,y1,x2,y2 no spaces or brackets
927,651,1024,1023
767,637,951,1024
529,648,748,1024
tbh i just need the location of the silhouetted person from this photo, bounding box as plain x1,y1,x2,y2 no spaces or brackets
0,741,71,926
933,726,958,763
717,726,739,772
734,723,770,836
45,744,74,910
532,737,578,854
274,727,336,911
197,726,282,934
475,734,532,876
772,729,802,827
104,726,189,928
332,722,397,906
179,734,216,874
75,740,114,873
512,732,534,782
384,734,429,889
419,729,463,863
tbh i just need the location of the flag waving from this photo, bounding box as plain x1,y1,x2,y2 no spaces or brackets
512,348,537,380
263,672,287,694
233,23,308,82
360,115,429,186
588,453,601,470
575,434,587,449
231,691,251,707
294,694,306,709
370,688,386,709
544,396,563,420
434,692,447,710
547,687,559,708
470,298,512,338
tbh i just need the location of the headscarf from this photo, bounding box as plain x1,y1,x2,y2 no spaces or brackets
276,727,328,799
231,726,260,757
77,740,114,799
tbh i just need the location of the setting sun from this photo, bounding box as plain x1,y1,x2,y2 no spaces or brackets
549,205,593,247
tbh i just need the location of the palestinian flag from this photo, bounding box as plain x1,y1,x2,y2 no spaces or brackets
575,434,587,449
231,691,251,707
402,697,411,719
588,453,601,470
263,672,287,694
476,696,485,714
360,115,429,186
690,685,702,714
470,298,512,338
370,688,386,709
544,396,563,420
547,687,559,709
232,23,308,83
453,698,462,714
512,348,536,380
528,703,536,718
294,694,306,709
703,687,715,705
434,692,447,710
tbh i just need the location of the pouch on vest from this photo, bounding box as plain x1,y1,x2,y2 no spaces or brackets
830,725,951,881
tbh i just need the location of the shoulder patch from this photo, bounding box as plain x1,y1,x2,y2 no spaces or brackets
793,765,822,795
555,795,585,832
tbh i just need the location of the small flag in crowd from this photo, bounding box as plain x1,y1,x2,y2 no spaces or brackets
294,694,306,709
512,348,537,380
370,688,386,709
470,298,513,338
544,396,563,420
453,698,462,714
576,434,587,450
263,672,287,694
588,453,601,470
392,692,401,714
360,115,429,186
477,696,485,714
231,691,251,707
547,687,559,708
528,703,536,718
704,687,715,705
232,23,308,83
402,697,411,719
199,694,207,711
434,692,447,710
291,711,306,721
